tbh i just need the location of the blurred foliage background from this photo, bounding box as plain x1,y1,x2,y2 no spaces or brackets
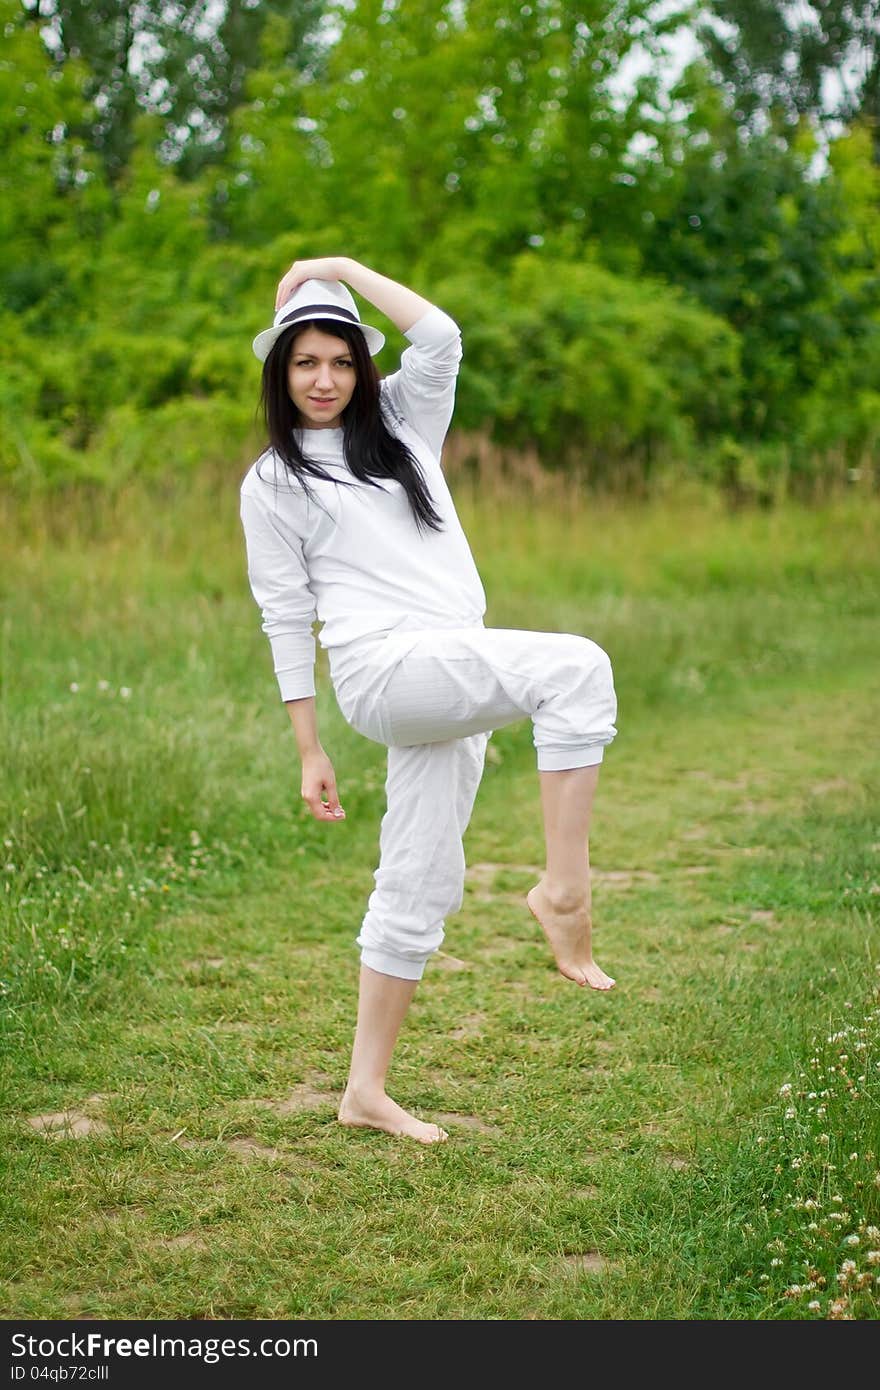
2,0,879,498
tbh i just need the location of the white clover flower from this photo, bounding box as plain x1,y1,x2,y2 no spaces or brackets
865,1226,880,1241
69,682,79,693
841,1259,857,1274
97,679,109,691
807,1222,819,1231
779,1083,792,1098
844,1235,860,1246
817,1133,830,1144
785,1107,796,1119
807,1299,821,1312
770,1258,782,1267
866,1251,880,1265
120,687,132,699
791,1158,802,1169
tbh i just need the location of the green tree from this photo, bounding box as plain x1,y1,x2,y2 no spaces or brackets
795,121,880,464
695,1,880,148
223,0,692,273
0,0,108,311
635,59,876,437
19,0,327,180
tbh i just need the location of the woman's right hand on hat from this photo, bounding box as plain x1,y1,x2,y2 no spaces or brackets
300,749,346,823
275,257,352,311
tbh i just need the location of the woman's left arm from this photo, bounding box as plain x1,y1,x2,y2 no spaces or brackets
275,257,431,334
275,257,461,459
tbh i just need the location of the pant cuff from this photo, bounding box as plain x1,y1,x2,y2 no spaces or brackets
536,744,606,772
359,945,428,981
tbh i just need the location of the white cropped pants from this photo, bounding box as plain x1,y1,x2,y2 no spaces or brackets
330,626,618,981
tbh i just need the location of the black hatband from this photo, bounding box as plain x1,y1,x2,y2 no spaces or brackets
279,303,359,328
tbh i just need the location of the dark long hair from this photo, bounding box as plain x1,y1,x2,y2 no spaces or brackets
258,318,444,533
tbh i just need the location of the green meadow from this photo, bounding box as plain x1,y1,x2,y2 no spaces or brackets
1,473,878,1320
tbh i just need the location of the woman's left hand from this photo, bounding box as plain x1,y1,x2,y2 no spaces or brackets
275,257,352,311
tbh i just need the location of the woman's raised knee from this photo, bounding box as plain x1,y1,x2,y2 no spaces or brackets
558,633,614,689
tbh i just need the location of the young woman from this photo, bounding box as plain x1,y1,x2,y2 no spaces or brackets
239,257,618,1145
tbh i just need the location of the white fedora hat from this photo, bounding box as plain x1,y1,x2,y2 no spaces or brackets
252,278,385,362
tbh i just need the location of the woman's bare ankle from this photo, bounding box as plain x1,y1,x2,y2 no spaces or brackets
538,876,589,914
341,1079,383,1108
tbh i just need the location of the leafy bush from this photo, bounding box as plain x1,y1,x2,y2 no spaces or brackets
438,254,743,476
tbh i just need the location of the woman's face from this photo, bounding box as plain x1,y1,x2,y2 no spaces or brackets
287,327,357,429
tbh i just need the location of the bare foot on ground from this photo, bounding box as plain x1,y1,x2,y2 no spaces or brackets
526,881,616,991
338,1089,448,1145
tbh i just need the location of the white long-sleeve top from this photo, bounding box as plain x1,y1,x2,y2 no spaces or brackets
239,305,487,701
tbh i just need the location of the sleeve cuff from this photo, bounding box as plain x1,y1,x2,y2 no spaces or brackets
276,667,316,701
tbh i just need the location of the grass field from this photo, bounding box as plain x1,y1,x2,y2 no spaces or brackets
2,471,879,1320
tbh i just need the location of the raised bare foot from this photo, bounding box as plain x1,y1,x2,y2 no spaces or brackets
338,1087,448,1144
526,880,616,991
